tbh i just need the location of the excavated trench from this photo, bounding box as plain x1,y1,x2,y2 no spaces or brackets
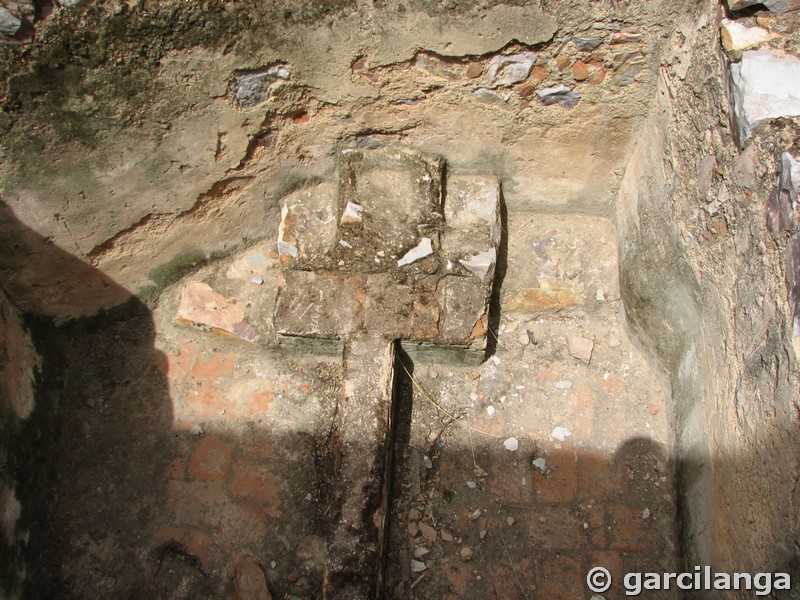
2,1,800,599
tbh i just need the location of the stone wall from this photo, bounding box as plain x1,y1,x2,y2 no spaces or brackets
0,289,40,600
617,0,800,591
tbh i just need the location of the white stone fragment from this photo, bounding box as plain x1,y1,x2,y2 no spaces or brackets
551,426,572,442
532,457,547,471
486,405,495,417
554,380,573,390
397,237,434,267
277,204,298,258
459,247,496,281
720,19,779,52
730,49,800,142
414,546,430,558
340,201,364,224
250,275,264,285
503,437,519,451
0,7,21,36
423,455,433,469
411,559,427,573
466,481,477,489
339,239,353,249
642,508,651,519
568,335,594,364
485,52,537,87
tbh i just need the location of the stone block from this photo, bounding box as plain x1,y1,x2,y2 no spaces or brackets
484,52,537,87
436,276,490,346
274,270,365,339
364,274,439,341
730,49,800,143
176,281,259,342
335,147,444,271
720,19,778,52
230,64,290,109
441,174,501,259
276,182,339,268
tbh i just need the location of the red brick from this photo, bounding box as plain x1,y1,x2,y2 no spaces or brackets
444,562,472,597
517,82,537,99
487,559,536,600
161,340,199,379
188,436,234,482
526,507,585,550
191,353,235,379
531,65,549,82
572,60,589,81
600,374,624,393
166,457,185,480
185,380,227,421
466,62,483,79
534,444,578,504
229,460,281,510
556,55,572,72
608,504,650,551
244,389,274,416
152,526,214,567
577,452,621,502
588,550,622,587
583,503,608,548
538,555,583,600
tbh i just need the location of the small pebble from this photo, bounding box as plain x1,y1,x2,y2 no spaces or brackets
251,275,264,285
414,546,430,559
518,332,529,345
441,530,454,542
486,405,495,416
480,529,488,539
423,456,433,469
551,426,572,442
506,516,515,526
555,380,573,390
466,481,477,489
503,437,519,452
411,559,427,573
532,457,547,471
460,547,474,561
642,508,651,519
468,509,482,521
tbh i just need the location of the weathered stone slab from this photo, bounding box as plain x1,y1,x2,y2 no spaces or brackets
442,174,501,260
324,335,395,598
276,182,339,267
766,151,800,234
787,235,800,337
504,283,582,313
730,49,800,143
484,52,537,87
364,274,439,341
335,147,444,271
176,281,259,342
273,271,365,339
436,276,490,347
720,19,778,52
230,63,291,109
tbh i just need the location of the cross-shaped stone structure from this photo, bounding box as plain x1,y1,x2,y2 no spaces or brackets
273,146,501,599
